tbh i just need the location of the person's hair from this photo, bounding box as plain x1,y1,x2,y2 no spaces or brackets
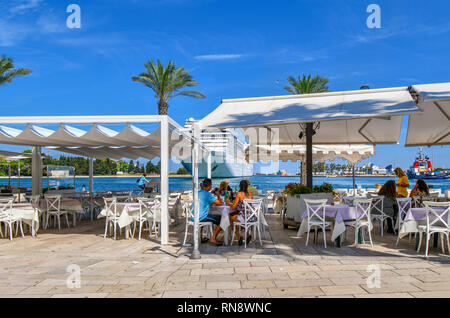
416,179,430,195
218,181,228,192
143,173,147,177
244,179,251,186
394,167,406,177
239,180,249,195
201,178,212,189
378,180,397,198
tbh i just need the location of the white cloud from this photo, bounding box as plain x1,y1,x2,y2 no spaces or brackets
194,54,244,61
9,0,43,15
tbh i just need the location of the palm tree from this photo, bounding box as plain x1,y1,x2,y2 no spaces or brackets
0,56,31,87
284,74,330,95
132,60,205,115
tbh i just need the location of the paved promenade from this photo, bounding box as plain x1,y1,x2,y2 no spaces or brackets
0,214,449,298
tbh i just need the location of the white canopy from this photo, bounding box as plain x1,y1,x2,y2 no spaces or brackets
0,118,199,161
0,150,33,160
406,83,450,146
200,87,421,145
247,144,375,164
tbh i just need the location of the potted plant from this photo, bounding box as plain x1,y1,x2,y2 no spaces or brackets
282,183,335,229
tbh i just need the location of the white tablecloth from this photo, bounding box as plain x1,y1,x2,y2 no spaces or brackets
399,207,448,238
297,205,373,241
11,203,40,236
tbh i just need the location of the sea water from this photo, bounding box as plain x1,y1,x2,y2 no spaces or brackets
2,175,449,194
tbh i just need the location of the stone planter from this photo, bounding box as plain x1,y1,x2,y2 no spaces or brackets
283,193,334,228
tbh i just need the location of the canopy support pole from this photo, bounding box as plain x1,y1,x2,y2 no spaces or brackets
160,116,169,245
207,151,212,179
8,164,11,186
191,122,201,259
352,164,356,194
300,155,307,185
18,160,21,187
32,146,42,196
306,123,313,189
89,158,94,195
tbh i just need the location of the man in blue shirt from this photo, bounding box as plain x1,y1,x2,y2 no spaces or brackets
197,178,223,246
137,173,150,190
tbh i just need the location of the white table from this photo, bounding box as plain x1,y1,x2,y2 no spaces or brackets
11,203,40,237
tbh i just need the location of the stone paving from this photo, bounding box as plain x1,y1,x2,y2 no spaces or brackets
0,213,449,298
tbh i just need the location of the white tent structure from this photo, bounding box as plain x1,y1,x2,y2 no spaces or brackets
199,86,422,188
0,115,210,246
406,83,450,147
0,150,34,188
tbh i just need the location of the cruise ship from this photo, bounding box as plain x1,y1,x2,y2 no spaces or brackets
181,119,253,178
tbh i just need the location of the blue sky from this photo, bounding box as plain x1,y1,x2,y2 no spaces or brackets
0,0,449,173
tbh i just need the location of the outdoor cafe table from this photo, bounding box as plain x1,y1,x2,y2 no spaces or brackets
210,205,269,245
98,201,165,239
11,203,40,236
399,207,449,249
296,204,373,247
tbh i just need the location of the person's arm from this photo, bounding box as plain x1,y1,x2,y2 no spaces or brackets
226,192,241,209
210,192,222,206
145,178,150,184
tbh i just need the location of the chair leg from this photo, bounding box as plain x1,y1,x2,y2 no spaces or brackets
380,218,384,237
323,226,327,248
440,233,445,254
19,222,24,238
368,226,373,247
417,232,423,252
113,222,117,240
9,223,13,240
257,225,263,247
446,234,450,255
244,227,247,248
355,227,358,248
425,233,430,257
65,214,70,228
305,226,310,247
231,224,236,246
57,215,61,230
183,224,189,246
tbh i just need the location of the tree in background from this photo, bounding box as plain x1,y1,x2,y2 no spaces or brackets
284,75,330,95
0,56,31,87
176,167,188,175
131,60,205,115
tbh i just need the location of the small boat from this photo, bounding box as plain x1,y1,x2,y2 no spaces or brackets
407,148,449,180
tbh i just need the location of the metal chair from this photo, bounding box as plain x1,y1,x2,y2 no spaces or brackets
231,199,264,248
396,197,412,246
344,198,373,248
303,199,332,248
44,194,70,230
417,201,450,257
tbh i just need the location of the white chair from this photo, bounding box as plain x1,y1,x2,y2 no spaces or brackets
103,197,121,240
344,199,373,248
304,199,332,248
264,190,275,213
417,202,450,257
396,197,412,246
182,200,214,246
413,196,437,208
134,198,157,240
231,199,264,248
44,195,70,230
343,196,355,206
0,198,24,240
369,195,392,236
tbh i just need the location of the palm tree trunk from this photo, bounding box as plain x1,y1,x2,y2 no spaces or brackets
158,99,168,115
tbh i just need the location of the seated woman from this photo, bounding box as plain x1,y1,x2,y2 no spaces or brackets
377,180,398,233
225,180,253,246
409,179,430,207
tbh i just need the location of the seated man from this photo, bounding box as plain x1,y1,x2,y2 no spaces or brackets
197,178,224,246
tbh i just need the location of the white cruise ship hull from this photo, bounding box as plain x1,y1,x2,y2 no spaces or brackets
181,154,253,178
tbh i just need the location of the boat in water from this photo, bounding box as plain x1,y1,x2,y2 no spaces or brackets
181,119,253,178
407,148,449,180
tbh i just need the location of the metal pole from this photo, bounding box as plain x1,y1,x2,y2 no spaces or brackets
18,160,21,187
191,122,201,259
352,164,356,194
32,146,42,196
89,158,94,195
8,164,11,186
160,116,169,245
207,151,212,179
306,123,313,189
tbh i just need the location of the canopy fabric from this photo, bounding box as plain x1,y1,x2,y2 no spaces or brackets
0,121,202,161
406,83,450,146
199,87,420,145
246,144,374,164
0,150,33,160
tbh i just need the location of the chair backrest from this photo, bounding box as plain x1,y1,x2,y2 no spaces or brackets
138,198,154,218
27,195,41,205
354,198,372,222
424,201,450,230
103,197,117,217
396,197,412,220
0,198,14,218
304,198,327,223
243,199,263,223
369,195,384,215
45,194,61,212
343,196,355,206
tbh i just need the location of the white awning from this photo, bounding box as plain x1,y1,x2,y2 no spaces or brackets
406,83,450,146
0,150,34,161
246,144,375,164
200,87,420,145
0,116,205,161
